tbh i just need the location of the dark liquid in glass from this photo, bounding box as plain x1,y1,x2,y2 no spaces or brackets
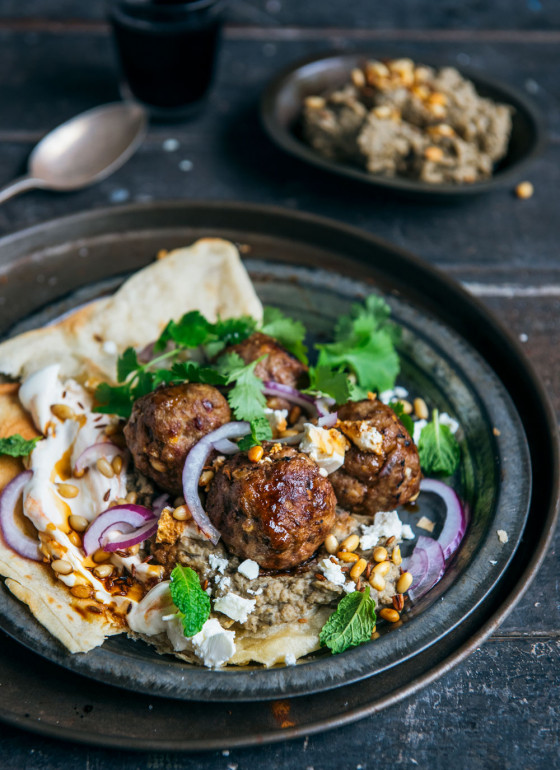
110,0,224,112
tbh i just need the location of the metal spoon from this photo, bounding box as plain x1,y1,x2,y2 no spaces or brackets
0,102,147,204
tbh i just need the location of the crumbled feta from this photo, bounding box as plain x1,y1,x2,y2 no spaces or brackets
318,558,346,587
247,587,263,596
214,575,231,591
237,559,260,580
192,618,236,668
338,419,384,454
343,581,357,593
264,408,288,436
164,614,190,652
285,653,296,666
379,386,408,404
413,418,428,445
209,553,229,574
102,340,118,356
401,524,415,540
497,529,509,544
439,412,459,434
299,423,348,474
213,592,256,623
360,510,410,550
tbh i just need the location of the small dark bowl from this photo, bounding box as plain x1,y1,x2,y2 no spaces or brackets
261,51,547,198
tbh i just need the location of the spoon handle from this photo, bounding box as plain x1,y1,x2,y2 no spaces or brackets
0,176,42,204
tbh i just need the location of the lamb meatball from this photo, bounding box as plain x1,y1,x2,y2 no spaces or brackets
330,398,421,515
124,383,231,495
206,447,336,570
224,332,307,389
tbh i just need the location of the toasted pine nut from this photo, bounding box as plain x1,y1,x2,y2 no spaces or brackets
428,91,447,106
173,505,190,521
350,558,367,581
96,457,115,478
47,542,64,560
57,483,79,499
351,67,366,87
71,584,92,599
112,455,123,474
424,146,444,163
51,403,75,421
397,571,414,594
248,445,264,463
386,536,396,547
337,551,359,563
392,545,402,566
92,549,111,563
73,468,86,479
288,405,301,424
199,469,215,486
413,397,429,420
324,534,339,554
68,515,88,532
150,458,166,472
369,572,386,591
379,607,401,623
372,561,391,576
340,534,360,552
116,498,127,506
398,399,413,415
51,559,72,575
515,181,534,199
68,531,82,548
93,563,114,579
127,544,140,556
373,546,388,563
126,491,138,504
305,95,326,110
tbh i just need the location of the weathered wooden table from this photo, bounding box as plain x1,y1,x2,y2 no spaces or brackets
0,1,558,767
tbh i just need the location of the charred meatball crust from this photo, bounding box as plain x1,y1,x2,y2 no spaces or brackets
124,383,231,495
224,332,308,389
330,398,421,515
206,447,336,570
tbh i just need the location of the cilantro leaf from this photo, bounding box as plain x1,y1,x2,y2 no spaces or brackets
155,311,213,352
170,361,227,386
117,347,140,383
389,401,414,437
305,365,351,404
169,565,211,638
94,382,134,419
320,586,377,654
217,353,268,423
237,416,273,451
212,317,257,349
418,409,460,475
261,307,308,364
0,434,41,457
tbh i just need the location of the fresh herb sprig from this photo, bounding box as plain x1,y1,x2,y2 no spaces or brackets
0,434,42,457
319,586,377,654
169,565,210,638
418,409,460,476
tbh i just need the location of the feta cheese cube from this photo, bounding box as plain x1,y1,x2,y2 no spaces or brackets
318,558,346,587
338,419,384,454
208,553,229,574
299,423,348,474
237,559,260,580
360,510,411,550
192,618,236,668
213,592,256,623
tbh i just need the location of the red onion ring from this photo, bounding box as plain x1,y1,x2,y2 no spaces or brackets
83,504,155,555
0,470,40,561
212,438,241,455
318,412,338,428
152,493,170,517
182,421,251,544
74,442,126,475
420,478,467,560
315,396,335,418
101,519,158,552
405,536,445,601
262,381,316,412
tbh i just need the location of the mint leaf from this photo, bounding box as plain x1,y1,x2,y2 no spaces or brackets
261,307,308,364
237,416,273,451
418,409,460,475
305,365,351,404
320,586,377,654
0,434,41,457
389,400,414,437
169,565,211,638
117,347,140,383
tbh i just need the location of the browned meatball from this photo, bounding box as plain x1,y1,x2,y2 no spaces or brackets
330,398,421,515
206,447,336,570
225,332,307,388
124,383,231,495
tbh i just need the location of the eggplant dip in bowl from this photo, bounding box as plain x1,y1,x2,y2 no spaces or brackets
0,239,466,668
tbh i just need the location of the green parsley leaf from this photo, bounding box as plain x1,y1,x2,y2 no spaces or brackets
117,347,140,383
0,434,41,457
319,586,377,654
237,415,273,451
389,401,414,437
305,365,351,404
261,307,308,364
418,409,460,476
169,565,211,638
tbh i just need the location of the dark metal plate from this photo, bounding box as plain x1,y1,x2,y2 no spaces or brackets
261,52,547,198
0,203,556,745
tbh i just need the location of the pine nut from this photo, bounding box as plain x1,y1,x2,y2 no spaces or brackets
126,491,138,504
515,181,534,199
340,534,360,552
73,468,86,479
68,531,82,548
372,561,391,576
392,545,402,566
116,498,127,506
47,542,64,560
414,398,429,419
68,515,88,532
112,455,123,474
379,608,400,623
96,457,114,478
373,546,388,563
173,505,190,521
337,551,359,563
71,584,92,599
51,559,72,575
92,549,111,563
369,572,386,591
199,469,215,486
397,571,414,594
51,403,75,421
324,535,339,554
248,445,264,463
398,399,413,414
93,564,114,579
288,405,301,424
386,536,396,547
127,544,140,555
150,458,166,472
351,67,366,88
57,483,79,499
350,558,367,581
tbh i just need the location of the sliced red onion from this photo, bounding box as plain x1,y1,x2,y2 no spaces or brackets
152,493,170,517
404,536,445,601
74,442,126,475
420,478,467,560
318,411,338,428
212,438,241,455
83,504,156,555
315,396,335,418
262,381,316,412
101,519,158,552
0,470,40,561
182,421,251,544
274,432,304,445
